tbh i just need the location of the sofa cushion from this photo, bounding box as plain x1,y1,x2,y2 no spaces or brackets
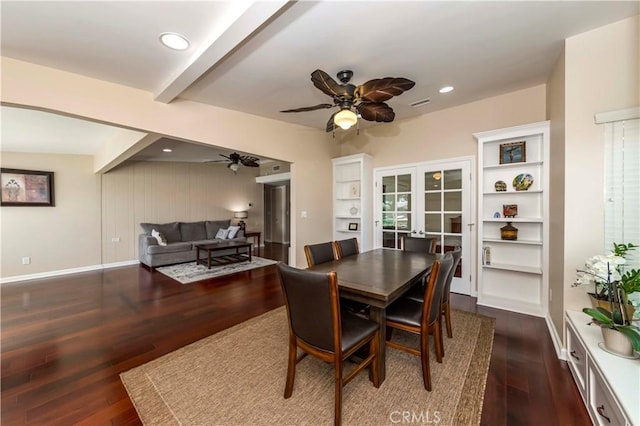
151,229,167,246
147,242,193,255
227,225,241,239
180,221,206,241
140,222,181,243
205,220,231,239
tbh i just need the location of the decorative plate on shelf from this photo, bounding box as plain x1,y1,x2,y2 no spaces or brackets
512,173,534,191
494,180,507,192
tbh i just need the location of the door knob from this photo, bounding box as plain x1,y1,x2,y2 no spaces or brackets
418,230,424,235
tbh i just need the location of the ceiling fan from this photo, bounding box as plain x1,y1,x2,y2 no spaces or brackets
207,152,259,173
280,69,415,132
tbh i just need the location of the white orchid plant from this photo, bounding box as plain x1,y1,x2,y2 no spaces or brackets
573,243,640,351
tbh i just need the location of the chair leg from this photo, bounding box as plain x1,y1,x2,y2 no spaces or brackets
334,359,343,426
284,336,297,398
420,331,432,391
444,302,453,338
433,321,443,363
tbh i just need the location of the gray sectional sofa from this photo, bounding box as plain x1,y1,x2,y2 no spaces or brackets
138,219,246,268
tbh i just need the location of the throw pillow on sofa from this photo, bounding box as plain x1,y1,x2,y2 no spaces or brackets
151,229,167,246
215,228,230,239
227,225,241,239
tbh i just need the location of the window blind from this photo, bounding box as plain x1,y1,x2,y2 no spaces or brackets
602,116,639,267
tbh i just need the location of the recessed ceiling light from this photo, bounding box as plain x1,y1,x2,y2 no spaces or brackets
439,86,454,94
159,33,190,51
162,148,173,153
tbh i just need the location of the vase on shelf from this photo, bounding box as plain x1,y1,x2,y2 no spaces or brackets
500,222,518,240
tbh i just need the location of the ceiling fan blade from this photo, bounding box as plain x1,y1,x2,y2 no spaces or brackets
311,69,349,98
325,112,337,133
240,156,259,167
357,102,395,122
354,77,415,103
280,103,334,113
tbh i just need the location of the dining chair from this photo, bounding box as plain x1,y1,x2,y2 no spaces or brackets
277,262,380,425
304,241,336,267
305,241,369,315
334,238,359,259
402,236,437,254
439,247,462,339
401,236,437,300
384,253,454,391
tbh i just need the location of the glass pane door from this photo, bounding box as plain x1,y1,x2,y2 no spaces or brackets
378,170,414,249
419,164,470,294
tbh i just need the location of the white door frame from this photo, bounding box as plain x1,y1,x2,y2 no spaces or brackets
373,156,476,296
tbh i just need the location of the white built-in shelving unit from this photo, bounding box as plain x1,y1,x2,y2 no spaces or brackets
474,121,550,316
332,153,372,252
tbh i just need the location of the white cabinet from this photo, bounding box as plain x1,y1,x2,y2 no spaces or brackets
474,121,549,316
333,154,372,251
566,310,638,426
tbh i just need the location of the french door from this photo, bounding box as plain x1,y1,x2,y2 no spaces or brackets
374,158,474,295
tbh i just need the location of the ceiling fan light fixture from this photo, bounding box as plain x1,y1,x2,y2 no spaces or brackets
229,163,239,173
334,109,357,130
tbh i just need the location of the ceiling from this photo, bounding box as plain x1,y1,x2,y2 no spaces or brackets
1,1,638,162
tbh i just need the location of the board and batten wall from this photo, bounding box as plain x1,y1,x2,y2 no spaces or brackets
1,152,102,278
101,161,263,265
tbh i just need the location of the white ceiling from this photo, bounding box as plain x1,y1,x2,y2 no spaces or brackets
1,1,638,161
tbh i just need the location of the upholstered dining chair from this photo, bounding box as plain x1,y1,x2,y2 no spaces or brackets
405,247,462,344
384,253,454,391
334,238,359,259
401,236,438,300
402,235,437,254
304,241,336,267
277,262,380,425
305,241,369,315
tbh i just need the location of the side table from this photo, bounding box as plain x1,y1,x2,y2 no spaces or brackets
244,231,261,253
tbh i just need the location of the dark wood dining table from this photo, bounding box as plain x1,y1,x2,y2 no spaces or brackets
310,248,436,383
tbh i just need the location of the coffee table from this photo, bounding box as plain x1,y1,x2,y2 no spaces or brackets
195,241,252,269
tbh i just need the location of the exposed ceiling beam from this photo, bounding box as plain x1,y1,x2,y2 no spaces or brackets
154,0,292,103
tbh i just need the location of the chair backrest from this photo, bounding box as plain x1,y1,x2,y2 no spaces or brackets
403,236,436,254
421,253,454,326
304,242,336,267
441,247,462,303
334,238,359,259
277,262,340,352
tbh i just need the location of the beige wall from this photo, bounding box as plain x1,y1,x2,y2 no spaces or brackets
1,57,338,269
546,50,566,335
0,152,102,277
339,85,547,168
101,161,263,264
563,15,640,313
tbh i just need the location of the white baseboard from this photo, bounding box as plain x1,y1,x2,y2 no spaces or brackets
0,260,139,284
545,313,565,359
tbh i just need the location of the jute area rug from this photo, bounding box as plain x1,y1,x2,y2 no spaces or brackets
121,307,494,425
155,257,277,284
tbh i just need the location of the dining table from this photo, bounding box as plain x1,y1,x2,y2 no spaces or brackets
309,248,437,383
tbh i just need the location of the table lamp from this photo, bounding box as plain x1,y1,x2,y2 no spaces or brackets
234,211,248,230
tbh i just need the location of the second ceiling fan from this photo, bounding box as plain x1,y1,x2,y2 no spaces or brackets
207,152,259,173
281,69,415,132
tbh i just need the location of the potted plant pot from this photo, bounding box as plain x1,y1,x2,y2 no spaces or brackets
601,327,635,357
588,293,636,321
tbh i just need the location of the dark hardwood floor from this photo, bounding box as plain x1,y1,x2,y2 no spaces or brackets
1,243,589,425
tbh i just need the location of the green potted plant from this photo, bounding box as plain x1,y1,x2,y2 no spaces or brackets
574,242,640,357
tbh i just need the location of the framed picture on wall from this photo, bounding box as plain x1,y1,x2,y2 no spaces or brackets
499,141,526,164
1,168,55,206
348,222,358,231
